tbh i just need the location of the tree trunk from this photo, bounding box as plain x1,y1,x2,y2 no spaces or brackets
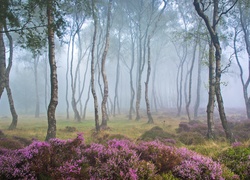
70,33,81,122
65,34,72,120
3,23,18,130
234,28,250,119
129,34,135,120
101,0,112,128
44,53,48,112
194,0,234,142
113,28,121,117
91,0,100,132
186,41,197,121
0,24,6,99
46,0,58,141
207,42,216,139
83,81,91,121
194,41,205,119
176,55,185,117
34,56,40,118
238,4,250,119
145,37,153,124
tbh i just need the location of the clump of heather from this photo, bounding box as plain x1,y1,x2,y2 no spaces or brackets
134,141,181,174
0,134,87,179
0,134,227,180
173,147,224,180
84,139,157,180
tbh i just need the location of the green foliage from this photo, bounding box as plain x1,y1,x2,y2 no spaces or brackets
219,146,250,179
161,172,180,180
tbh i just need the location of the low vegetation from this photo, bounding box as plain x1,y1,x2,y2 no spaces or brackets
0,114,249,179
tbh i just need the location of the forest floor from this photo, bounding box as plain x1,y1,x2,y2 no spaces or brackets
0,108,249,146
1,108,250,179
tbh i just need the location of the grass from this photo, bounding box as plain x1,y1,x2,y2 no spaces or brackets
0,113,237,159
0,114,182,144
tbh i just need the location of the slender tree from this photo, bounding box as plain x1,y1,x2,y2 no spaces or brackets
194,0,237,142
91,0,100,132
46,0,58,141
0,24,5,99
100,0,112,128
233,0,250,119
3,23,18,129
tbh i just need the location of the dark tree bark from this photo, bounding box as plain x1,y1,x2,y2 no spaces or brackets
194,0,235,142
91,0,100,132
44,53,48,112
0,24,6,99
100,0,112,128
46,0,58,141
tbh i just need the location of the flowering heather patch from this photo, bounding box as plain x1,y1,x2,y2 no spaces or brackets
134,140,181,173
0,134,226,179
173,148,224,180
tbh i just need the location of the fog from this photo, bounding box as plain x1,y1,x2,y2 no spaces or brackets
0,0,248,120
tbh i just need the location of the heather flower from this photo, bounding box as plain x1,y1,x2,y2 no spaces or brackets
173,148,224,180
231,141,242,148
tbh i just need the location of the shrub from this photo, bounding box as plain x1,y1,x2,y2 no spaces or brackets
0,134,226,180
0,134,87,180
0,137,25,150
219,146,250,179
0,130,4,137
135,141,181,173
178,132,206,145
64,126,77,132
84,139,157,180
140,126,175,142
173,148,224,180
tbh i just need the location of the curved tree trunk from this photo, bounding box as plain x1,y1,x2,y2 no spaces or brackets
129,35,135,120
70,33,81,122
101,0,112,128
234,28,250,119
113,28,121,117
194,41,205,119
46,0,58,141
194,0,234,142
4,23,18,130
238,4,250,119
83,81,91,121
186,41,197,121
91,0,100,132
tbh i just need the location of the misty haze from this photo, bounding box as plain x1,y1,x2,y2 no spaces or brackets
0,0,250,179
